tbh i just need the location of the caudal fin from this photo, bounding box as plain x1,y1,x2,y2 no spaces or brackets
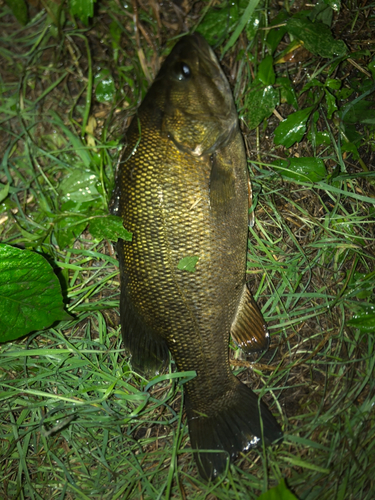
186,380,282,480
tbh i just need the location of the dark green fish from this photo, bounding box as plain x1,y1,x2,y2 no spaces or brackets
111,33,282,480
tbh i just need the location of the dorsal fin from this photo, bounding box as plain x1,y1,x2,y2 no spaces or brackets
231,284,270,354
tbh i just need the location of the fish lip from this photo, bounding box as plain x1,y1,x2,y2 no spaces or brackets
189,33,231,94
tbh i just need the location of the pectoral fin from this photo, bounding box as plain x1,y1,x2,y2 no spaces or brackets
231,284,270,354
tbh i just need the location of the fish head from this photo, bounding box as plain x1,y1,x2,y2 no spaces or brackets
150,33,238,156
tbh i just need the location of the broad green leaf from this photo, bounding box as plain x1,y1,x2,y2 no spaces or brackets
274,107,314,147
347,272,375,300
308,128,331,147
177,256,199,273
302,78,324,92
5,0,28,25
266,11,288,54
258,55,275,86
315,131,331,145
69,0,96,26
309,0,333,26
89,215,132,242
94,69,116,103
257,479,298,500
342,124,362,145
245,85,279,130
341,142,359,160
0,244,71,342
347,303,375,334
277,77,298,109
324,0,341,12
272,157,327,182
196,2,240,46
59,169,101,204
325,89,337,119
287,17,347,58
245,10,262,41
54,215,88,249
336,87,354,100
325,78,341,90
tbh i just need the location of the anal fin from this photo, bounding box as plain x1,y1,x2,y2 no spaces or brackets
231,284,270,354
117,241,169,377
120,293,170,376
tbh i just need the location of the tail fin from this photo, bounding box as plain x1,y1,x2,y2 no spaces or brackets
186,380,282,481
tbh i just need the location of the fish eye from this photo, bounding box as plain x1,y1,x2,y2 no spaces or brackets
175,62,191,81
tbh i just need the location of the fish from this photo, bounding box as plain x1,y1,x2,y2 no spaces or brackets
111,33,282,480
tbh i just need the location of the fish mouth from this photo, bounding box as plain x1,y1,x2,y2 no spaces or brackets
185,33,231,96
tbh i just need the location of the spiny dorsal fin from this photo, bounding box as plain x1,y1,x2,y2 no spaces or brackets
231,284,270,354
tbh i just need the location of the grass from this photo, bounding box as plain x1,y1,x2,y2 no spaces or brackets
1,0,375,498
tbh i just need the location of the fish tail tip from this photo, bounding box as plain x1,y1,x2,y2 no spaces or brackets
186,381,282,481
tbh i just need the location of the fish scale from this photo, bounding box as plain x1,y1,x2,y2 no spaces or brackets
112,33,282,480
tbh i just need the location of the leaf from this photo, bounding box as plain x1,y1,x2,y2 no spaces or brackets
5,0,28,25
274,106,314,147
340,99,375,125
277,77,298,108
110,21,122,63
0,183,10,203
258,55,275,86
0,245,71,342
347,303,375,334
177,256,199,273
89,215,132,242
59,169,101,204
341,142,359,160
309,0,333,26
324,0,341,12
245,85,279,130
54,215,89,249
245,9,262,41
325,89,337,119
272,157,327,182
325,78,341,90
368,58,375,79
196,3,240,46
266,11,289,54
286,17,347,58
347,272,375,300
110,21,122,49
94,69,116,103
307,128,331,147
257,479,298,500
69,0,96,26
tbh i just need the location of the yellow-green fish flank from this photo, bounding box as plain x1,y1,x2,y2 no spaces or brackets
112,33,282,480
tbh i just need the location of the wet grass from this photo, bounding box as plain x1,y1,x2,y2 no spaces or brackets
1,0,374,498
